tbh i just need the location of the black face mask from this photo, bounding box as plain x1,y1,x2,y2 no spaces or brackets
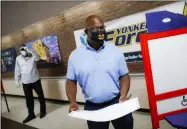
87,29,106,45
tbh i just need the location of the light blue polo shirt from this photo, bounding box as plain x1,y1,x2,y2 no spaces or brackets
66,41,129,103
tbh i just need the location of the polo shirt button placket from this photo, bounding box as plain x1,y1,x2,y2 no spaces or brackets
95,53,100,60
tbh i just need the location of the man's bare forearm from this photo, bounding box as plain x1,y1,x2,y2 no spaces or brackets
66,79,77,104
120,74,130,97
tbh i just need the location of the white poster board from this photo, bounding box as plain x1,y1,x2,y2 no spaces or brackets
148,34,187,94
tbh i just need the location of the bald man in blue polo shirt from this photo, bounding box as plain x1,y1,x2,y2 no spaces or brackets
66,15,133,129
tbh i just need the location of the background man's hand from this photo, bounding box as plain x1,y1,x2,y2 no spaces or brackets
15,80,21,88
69,102,79,113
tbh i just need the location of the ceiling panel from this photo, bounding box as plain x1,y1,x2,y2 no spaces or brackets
1,1,83,36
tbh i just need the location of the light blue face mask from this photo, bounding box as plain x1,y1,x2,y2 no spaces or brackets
21,50,28,56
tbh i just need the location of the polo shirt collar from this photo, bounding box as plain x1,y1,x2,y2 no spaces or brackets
86,41,106,52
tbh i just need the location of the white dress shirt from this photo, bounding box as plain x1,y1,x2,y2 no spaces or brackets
14,51,40,85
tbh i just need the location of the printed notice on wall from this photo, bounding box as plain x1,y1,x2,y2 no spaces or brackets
1,48,17,72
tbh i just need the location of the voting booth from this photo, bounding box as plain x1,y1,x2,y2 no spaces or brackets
140,11,187,129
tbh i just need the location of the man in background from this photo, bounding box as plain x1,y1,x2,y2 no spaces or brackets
15,44,46,123
66,15,133,129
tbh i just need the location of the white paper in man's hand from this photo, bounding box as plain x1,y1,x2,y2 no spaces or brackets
68,97,140,122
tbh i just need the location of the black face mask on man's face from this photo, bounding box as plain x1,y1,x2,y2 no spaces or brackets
87,29,106,45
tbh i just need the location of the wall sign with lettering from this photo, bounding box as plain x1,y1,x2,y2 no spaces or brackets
73,2,185,63
1,48,17,72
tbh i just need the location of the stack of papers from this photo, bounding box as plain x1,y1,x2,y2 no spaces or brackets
68,97,140,122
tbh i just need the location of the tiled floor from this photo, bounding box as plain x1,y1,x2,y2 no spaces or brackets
1,96,174,129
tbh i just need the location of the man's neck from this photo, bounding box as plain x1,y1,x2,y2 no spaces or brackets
87,39,103,51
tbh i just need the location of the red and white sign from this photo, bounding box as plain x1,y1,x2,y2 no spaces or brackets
140,28,187,129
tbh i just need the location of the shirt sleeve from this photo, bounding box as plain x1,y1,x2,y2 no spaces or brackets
118,51,129,77
30,51,40,61
66,53,77,81
14,58,21,85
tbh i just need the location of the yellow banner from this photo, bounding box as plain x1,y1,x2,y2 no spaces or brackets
183,2,187,16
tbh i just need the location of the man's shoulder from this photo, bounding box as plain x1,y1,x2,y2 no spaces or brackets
69,46,86,59
16,55,22,60
72,46,85,53
105,41,122,54
105,41,117,48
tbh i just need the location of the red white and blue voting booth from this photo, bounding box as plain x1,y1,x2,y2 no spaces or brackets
140,11,187,129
